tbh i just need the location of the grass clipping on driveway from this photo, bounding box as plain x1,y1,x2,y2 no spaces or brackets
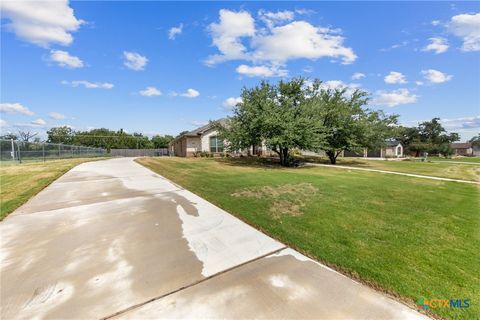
0,158,107,220
137,157,479,320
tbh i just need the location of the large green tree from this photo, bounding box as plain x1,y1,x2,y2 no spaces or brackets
469,134,480,147
396,118,460,157
47,126,74,144
308,88,397,164
46,126,172,150
219,78,396,165
218,78,322,166
151,135,174,148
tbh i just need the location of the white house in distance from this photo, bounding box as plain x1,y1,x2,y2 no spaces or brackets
170,119,404,158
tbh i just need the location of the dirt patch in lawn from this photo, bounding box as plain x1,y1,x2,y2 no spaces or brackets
232,183,318,217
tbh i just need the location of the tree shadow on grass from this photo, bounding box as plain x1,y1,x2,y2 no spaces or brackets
294,155,369,167
214,156,285,169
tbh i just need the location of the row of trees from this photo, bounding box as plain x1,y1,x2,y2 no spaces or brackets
217,78,469,166
393,118,460,157
218,78,398,165
44,127,173,150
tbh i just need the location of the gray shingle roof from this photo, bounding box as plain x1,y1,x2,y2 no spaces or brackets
450,143,472,149
172,118,228,143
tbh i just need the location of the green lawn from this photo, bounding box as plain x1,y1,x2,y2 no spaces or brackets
137,157,479,320
0,157,108,220
428,156,480,164
301,157,480,182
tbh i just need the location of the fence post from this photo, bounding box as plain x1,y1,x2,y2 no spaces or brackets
43,143,46,162
10,138,15,161
17,141,22,164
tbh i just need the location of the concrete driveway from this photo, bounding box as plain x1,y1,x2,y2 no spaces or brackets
1,158,428,319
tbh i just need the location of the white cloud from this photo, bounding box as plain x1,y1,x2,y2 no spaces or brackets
50,50,84,68
236,64,288,77
0,119,8,128
251,21,357,65
295,8,316,16
0,0,83,47
384,71,407,84
174,88,200,98
319,80,359,90
373,89,417,107
31,118,46,126
319,80,362,97
422,37,449,54
223,97,243,109
48,112,66,120
123,51,148,71
421,69,453,84
182,89,200,98
0,103,34,116
168,24,183,40
139,86,162,97
440,116,480,131
205,9,357,67
448,13,480,52
351,72,365,80
205,9,256,65
380,41,409,52
303,66,313,73
61,80,114,89
431,20,441,26
415,81,424,86
258,10,295,29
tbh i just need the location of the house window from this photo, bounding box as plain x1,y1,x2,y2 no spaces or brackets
209,136,224,153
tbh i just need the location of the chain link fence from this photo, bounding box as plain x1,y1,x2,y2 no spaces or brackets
0,139,107,164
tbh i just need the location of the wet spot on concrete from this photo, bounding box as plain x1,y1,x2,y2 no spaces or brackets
2,195,204,319
168,193,199,217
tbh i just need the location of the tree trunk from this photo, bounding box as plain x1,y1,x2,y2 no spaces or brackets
281,147,289,166
326,150,337,164
273,147,282,165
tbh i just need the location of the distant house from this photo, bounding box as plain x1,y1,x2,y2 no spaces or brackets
450,143,474,156
343,140,404,158
169,119,272,157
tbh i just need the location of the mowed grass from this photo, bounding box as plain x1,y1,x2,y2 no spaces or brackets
303,157,480,182
137,157,479,319
0,157,108,220
429,156,480,164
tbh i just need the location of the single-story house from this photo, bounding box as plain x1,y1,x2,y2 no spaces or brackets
450,143,474,156
342,140,403,158
169,119,272,157
450,142,480,156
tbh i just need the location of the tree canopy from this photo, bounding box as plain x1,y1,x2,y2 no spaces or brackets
394,118,460,156
469,133,480,147
307,86,397,164
218,78,397,165
46,126,173,150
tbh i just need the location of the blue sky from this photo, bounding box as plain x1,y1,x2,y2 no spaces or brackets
1,1,479,140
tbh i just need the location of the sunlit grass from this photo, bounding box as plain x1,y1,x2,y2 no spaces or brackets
138,156,479,319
